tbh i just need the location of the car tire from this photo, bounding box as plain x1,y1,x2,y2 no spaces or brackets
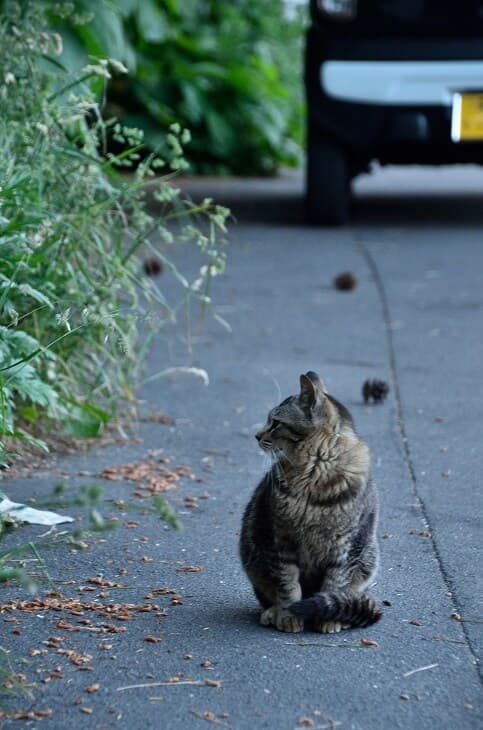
306,130,351,225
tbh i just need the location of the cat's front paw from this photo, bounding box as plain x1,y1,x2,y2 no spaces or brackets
260,605,304,633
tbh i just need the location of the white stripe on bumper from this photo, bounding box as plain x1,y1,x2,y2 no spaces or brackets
321,60,483,106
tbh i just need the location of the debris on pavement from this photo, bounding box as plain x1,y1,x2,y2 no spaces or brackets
333,271,358,291
362,378,390,404
143,256,163,276
0,493,74,526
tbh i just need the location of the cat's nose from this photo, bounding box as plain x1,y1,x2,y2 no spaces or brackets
255,431,262,442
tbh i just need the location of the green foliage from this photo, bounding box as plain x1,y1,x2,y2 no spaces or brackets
55,0,306,175
0,1,229,465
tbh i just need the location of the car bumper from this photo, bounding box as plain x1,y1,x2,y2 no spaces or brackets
305,27,483,164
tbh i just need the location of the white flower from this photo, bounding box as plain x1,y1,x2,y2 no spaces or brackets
35,122,49,136
84,64,111,79
51,32,63,56
4,72,16,85
109,58,128,74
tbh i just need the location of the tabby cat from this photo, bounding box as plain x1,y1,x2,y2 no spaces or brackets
240,371,381,633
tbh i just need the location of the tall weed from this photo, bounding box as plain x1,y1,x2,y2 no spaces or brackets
0,1,229,465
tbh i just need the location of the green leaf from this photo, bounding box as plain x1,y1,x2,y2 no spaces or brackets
116,0,139,17
63,415,103,439
62,397,110,424
76,0,135,68
136,0,170,43
0,567,24,582
205,109,236,156
152,496,181,530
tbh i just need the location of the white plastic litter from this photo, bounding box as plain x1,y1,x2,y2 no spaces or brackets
0,495,74,526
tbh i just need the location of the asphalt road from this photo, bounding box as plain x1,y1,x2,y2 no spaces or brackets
1,166,482,729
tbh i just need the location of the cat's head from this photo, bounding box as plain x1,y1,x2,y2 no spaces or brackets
255,371,354,459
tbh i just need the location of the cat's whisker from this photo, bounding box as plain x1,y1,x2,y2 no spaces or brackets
263,370,282,403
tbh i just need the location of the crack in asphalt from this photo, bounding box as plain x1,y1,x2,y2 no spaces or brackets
357,239,482,684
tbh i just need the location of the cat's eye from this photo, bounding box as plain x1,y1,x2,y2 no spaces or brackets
270,419,281,430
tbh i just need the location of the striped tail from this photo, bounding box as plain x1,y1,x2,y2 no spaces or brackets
290,591,382,628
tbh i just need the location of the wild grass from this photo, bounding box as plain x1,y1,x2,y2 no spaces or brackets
0,1,229,466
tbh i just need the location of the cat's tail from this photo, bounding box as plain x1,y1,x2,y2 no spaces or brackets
290,591,382,628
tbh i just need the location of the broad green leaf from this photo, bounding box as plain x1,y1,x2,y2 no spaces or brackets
136,0,170,43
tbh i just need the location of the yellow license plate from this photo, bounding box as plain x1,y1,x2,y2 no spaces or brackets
452,92,483,142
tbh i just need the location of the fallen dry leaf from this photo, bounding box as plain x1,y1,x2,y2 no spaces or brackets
147,588,178,596
400,693,410,701
87,577,121,588
147,411,175,425
48,669,64,680
298,717,314,726
85,683,99,693
145,635,163,643
360,639,379,647
57,649,93,667
183,496,198,509
451,612,462,621
99,456,197,498
1,594,164,622
0,709,53,720
410,619,422,626
56,620,79,632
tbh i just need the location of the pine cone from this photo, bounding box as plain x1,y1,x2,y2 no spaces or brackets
334,271,357,291
362,379,389,404
143,256,163,276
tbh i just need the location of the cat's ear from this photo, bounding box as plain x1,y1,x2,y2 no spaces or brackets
299,371,326,409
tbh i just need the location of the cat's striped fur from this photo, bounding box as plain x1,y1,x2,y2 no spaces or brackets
240,371,381,633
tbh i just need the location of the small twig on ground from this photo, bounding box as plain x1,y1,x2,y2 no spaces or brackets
431,636,466,645
402,663,439,678
117,679,221,691
294,720,342,730
285,641,368,649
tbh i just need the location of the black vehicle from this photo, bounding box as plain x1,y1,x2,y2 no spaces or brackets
305,0,483,224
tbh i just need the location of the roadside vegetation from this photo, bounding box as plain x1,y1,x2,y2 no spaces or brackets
54,0,306,175
0,1,229,467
